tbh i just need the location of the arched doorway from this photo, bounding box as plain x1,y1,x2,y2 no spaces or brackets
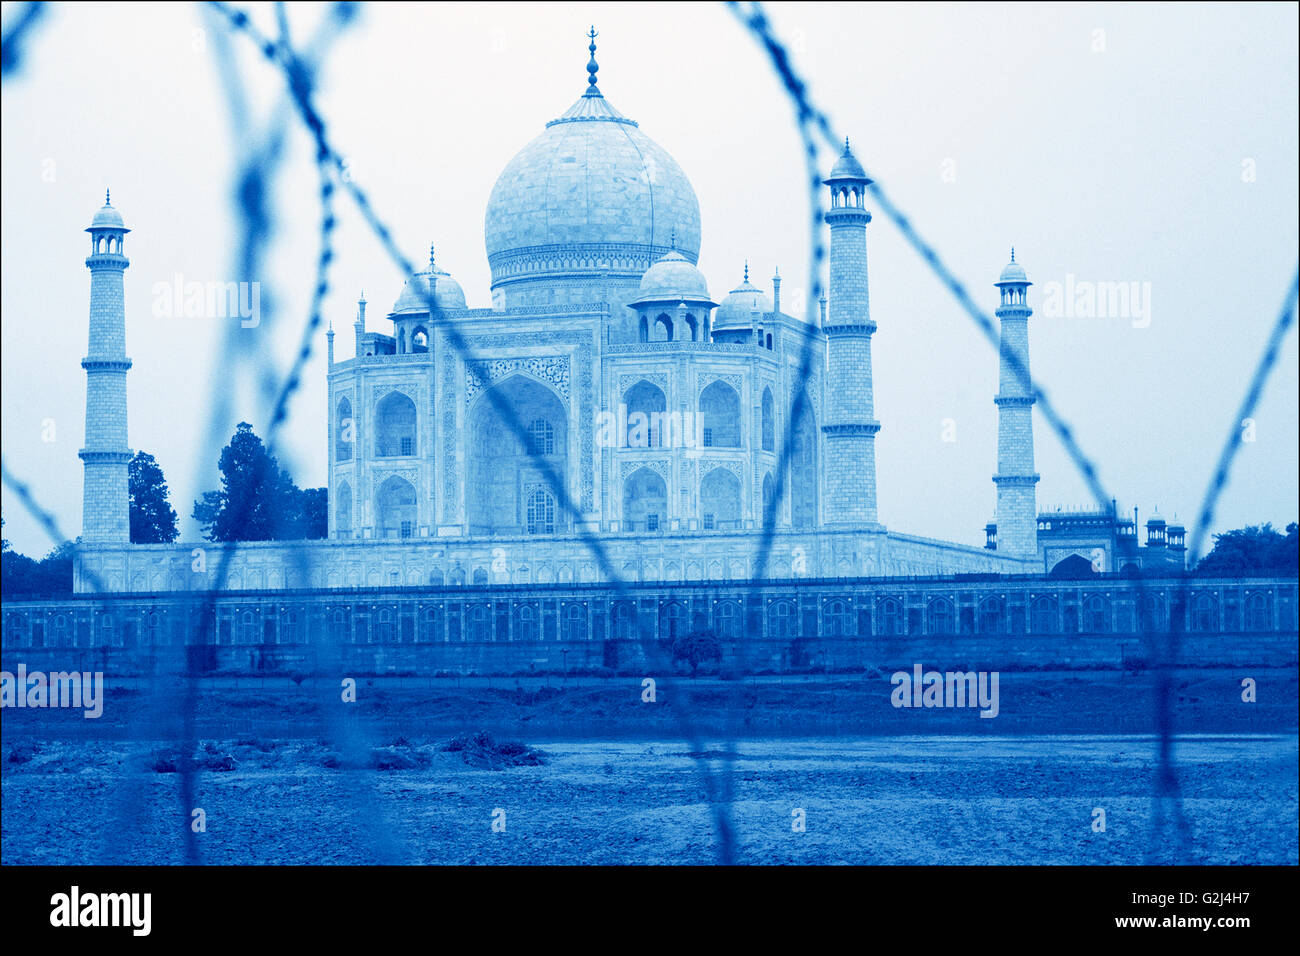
700,467,741,531
467,375,568,535
376,476,416,539
700,381,740,448
624,466,668,532
1049,554,1096,579
374,392,417,457
790,390,817,529
623,380,666,449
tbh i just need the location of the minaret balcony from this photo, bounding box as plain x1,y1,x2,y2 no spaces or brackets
85,253,130,269
822,321,877,337
78,449,134,464
81,358,133,372
994,393,1034,406
822,421,881,436
824,206,872,225
993,473,1040,486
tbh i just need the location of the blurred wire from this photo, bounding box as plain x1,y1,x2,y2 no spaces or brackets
1,0,1295,868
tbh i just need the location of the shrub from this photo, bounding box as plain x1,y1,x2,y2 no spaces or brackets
369,747,418,771
671,629,723,675
440,731,546,769
7,744,39,764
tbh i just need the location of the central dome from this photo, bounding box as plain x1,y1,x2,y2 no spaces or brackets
484,59,701,310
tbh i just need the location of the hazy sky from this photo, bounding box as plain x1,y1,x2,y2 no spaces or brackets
2,1,1297,558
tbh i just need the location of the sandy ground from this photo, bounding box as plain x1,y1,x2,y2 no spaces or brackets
3,734,1295,864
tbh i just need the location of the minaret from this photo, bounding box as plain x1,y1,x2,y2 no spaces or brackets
821,138,881,526
80,192,133,544
992,249,1039,556
353,291,367,356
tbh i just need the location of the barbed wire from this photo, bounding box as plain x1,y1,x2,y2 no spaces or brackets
0,1,45,78
727,0,1298,863
0,1,1294,867
206,0,749,862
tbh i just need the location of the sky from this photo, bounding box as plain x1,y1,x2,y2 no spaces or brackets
1,1,1297,558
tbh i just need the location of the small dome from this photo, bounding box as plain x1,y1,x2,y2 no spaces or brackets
87,197,127,232
391,269,466,315
713,269,772,328
824,138,869,184
632,249,711,304
997,260,1028,284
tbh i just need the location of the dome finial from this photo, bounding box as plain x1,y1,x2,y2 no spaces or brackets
844,136,851,154
1010,245,1015,262
743,260,749,283
105,187,111,206
669,226,676,251
429,242,436,271
586,26,600,93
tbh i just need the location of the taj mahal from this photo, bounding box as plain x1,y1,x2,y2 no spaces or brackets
71,33,1187,595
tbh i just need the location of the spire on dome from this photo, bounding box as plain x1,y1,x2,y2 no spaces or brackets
1010,246,1015,262
743,260,749,283
669,226,676,251
105,188,111,206
429,242,436,272
585,26,600,95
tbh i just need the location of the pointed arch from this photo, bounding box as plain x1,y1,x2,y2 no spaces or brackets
336,397,353,461
375,391,417,457
761,386,775,451
335,480,352,538
790,389,818,529
700,467,741,531
652,312,673,342
624,466,668,532
467,374,568,535
623,379,667,448
376,475,416,539
700,380,740,448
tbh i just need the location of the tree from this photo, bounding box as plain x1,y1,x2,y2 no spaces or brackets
290,487,328,539
1,536,74,597
671,629,723,675
34,540,76,594
192,422,327,541
1,517,39,596
1196,522,1298,576
129,451,179,543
